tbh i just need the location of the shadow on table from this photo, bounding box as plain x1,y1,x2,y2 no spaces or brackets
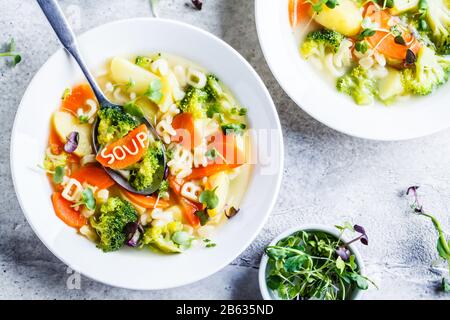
6,224,70,288
228,265,263,300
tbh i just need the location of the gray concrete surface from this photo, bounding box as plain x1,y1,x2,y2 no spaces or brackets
1,0,449,300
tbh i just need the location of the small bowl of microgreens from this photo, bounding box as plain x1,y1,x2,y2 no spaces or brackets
259,223,375,300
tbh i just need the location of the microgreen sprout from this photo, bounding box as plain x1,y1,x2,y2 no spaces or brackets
205,148,218,161
53,166,66,184
64,132,79,154
72,188,96,211
125,222,144,247
205,147,227,164
225,206,240,219
406,186,450,292
394,35,407,45
335,224,368,261
195,210,209,226
149,0,160,17
199,188,219,210
203,238,217,248
0,38,21,66
125,78,136,92
228,107,248,117
357,28,377,41
145,79,164,104
405,49,417,65
305,0,339,13
78,114,89,124
190,0,203,10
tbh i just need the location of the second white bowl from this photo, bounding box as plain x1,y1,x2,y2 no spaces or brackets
255,0,450,141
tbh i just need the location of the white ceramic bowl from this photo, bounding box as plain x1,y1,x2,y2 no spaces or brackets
255,0,450,141
259,225,366,300
10,18,283,290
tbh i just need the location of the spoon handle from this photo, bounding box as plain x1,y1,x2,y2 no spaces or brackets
36,0,108,105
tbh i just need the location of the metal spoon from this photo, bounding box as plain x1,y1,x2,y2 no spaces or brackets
37,0,166,195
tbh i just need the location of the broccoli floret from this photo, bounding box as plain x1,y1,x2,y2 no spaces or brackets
204,74,224,100
425,0,450,55
402,45,450,95
97,107,138,146
90,197,138,252
336,66,377,105
300,29,345,59
142,221,185,253
409,19,437,49
178,86,209,119
128,142,163,191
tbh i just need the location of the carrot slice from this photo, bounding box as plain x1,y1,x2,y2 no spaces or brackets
121,189,170,209
183,133,245,181
61,84,95,115
71,165,115,189
96,124,149,170
48,125,64,155
288,0,311,27
364,4,420,62
207,133,246,165
187,164,241,181
171,113,201,149
169,177,203,227
51,192,87,228
168,176,184,195
289,0,296,27
177,195,201,228
67,153,80,167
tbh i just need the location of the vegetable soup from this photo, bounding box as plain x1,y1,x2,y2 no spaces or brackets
289,0,450,105
43,53,251,254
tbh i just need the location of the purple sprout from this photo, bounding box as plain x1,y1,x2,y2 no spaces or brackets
335,246,351,261
190,0,203,10
406,186,424,214
163,165,169,179
336,224,369,261
64,131,79,153
125,222,144,247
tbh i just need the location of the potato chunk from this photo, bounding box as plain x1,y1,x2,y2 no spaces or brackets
389,0,419,15
206,172,230,218
110,57,160,95
312,0,363,37
52,111,92,157
378,68,404,102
